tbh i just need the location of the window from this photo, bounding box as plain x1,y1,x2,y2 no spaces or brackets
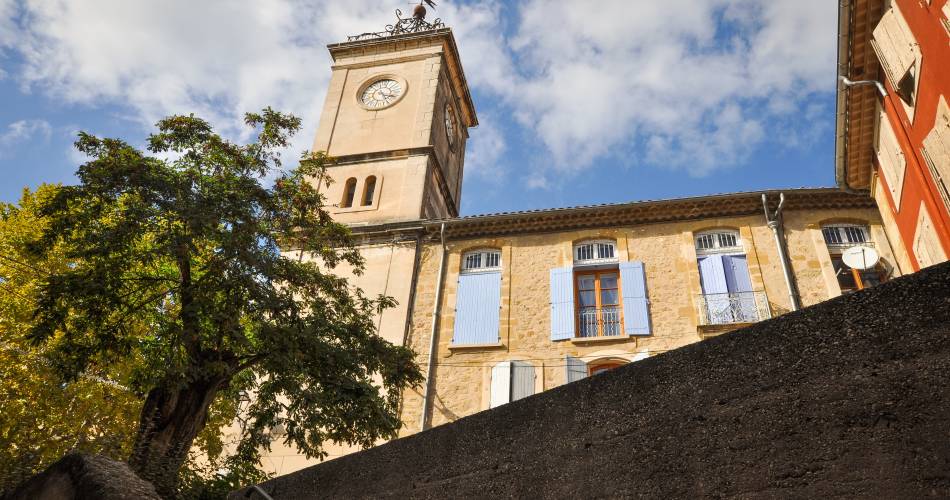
575,271,622,337
821,224,889,292
695,230,741,255
573,240,617,265
695,230,764,325
490,361,535,408
550,261,651,340
822,224,869,248
922,95,950,214
361,176,377,206
453,249,502,345
461,249,501,273
588,359,626,376
341,177,357,208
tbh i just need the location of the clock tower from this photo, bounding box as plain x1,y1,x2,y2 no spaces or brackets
312,13,477,224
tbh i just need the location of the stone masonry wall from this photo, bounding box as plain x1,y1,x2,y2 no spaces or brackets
234,261,950,499
400,206,893,432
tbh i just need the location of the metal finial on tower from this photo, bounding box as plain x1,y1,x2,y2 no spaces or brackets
347,2,445,41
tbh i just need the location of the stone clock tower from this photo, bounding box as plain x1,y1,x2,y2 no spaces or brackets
313,19,478,224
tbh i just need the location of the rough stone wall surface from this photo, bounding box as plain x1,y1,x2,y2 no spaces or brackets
2,454,160,500
233,262,950,499
401,207,893,432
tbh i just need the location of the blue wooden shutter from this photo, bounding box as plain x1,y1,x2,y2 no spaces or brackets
724,254,753,292
452,272,501,345
510,361,535,402
699,255,730,324
620,261,651,336
550,267,575,341
724,254,757,322
566,356,587,383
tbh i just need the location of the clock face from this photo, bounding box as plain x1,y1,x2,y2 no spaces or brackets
444,104,457,147
361,79,403,109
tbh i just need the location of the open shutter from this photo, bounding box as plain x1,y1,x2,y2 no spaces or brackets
550,267,575,341
619,261,651,336
724,255,758,323
566,356,587,383
699,255,730,324
872,5,917,89
490,361,511,408
452,272,501,345
510,361,535,402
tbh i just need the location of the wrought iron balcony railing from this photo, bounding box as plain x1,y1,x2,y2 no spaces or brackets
696,291,771,326
577,306,623,338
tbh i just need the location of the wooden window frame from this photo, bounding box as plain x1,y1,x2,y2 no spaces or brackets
361,175,377,206
573,269,624,338
830,253,888,292
588,360,626,376
341,177,357,208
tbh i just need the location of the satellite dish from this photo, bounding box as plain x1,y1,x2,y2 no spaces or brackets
842,246,880,270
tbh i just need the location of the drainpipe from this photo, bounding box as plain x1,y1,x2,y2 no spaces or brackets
420,222,447,432
762,193,802,311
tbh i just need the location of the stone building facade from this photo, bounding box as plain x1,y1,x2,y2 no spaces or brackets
255,18,905,476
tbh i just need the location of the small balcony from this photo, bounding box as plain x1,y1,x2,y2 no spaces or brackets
577,306,623,338
697,291,771,327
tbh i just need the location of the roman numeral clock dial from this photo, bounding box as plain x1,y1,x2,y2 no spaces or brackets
360,79,403,109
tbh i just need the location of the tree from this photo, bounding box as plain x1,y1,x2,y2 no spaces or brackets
0,185,140,491
27,110,423,496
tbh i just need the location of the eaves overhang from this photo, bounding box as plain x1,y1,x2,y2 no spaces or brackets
412,188,877,240
835,0,885,193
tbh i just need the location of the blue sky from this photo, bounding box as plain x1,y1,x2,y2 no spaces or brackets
0,0,837,216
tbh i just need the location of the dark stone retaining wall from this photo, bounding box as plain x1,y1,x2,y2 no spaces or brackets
234,263,950,499
1,453,160,500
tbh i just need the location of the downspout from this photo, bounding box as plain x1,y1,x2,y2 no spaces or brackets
420,222,447,432
762,193,802,312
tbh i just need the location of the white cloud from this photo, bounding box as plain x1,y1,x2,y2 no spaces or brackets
0,0,836,186
0,119,52,156
494,0,837,179
0,0,15,47
464,113,507,182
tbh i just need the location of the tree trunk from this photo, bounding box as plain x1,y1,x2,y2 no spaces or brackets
128,376,225,497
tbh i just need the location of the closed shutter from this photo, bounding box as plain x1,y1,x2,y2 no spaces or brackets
913,203,949,268
452,272,501,345
877,109,906,210
619,261,651,336
510,361,535,402
566,356,587,383
549,267,575,341
490,361,511,408
922,96,950,213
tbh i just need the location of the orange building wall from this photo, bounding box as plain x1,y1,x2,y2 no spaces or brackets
875,0,950,270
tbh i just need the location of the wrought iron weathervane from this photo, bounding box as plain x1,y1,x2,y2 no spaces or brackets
348,1,446,42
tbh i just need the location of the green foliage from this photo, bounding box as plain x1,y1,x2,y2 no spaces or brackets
0,185,140,491
0,186,263,496
25,108,423,494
